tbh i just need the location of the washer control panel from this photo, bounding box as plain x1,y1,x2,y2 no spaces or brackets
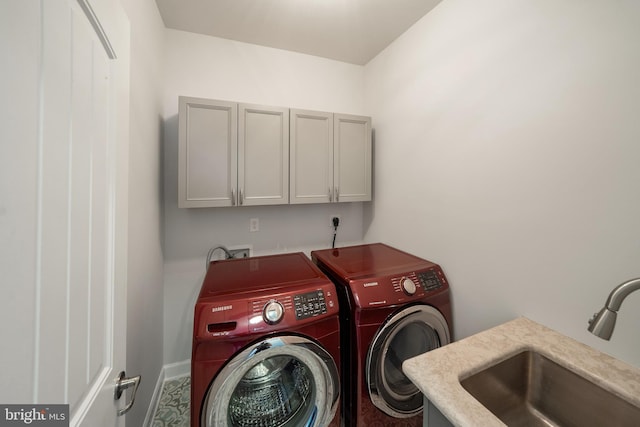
225,285,338,333
251,296,294,325
294,290,328,320
262,300,285,324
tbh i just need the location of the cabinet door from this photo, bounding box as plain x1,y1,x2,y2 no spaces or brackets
334,114,372,202
290,109,334,204
178,97,237,207
238,104,290,206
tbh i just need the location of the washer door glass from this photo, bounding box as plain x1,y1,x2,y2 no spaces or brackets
366,305,450,418
203,336,339,427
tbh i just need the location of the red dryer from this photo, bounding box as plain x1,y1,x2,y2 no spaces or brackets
312,243,453,427
191,252,342,427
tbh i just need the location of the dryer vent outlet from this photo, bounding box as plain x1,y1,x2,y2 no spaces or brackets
229,248,250,258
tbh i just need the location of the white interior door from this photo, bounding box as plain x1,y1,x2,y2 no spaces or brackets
1,0,131,425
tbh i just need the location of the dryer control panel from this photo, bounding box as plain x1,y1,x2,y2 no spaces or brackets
417,270,445,292
351,266,449,308
312,242,452,309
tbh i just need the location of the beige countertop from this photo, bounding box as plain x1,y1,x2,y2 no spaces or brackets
402,317,640,427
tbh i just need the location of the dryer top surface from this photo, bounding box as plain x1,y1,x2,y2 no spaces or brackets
312,243,437,280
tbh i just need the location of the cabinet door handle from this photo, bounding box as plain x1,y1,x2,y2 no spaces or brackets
239,189,244,205
231,189,236,206
329,187,333,202
335,186,339,202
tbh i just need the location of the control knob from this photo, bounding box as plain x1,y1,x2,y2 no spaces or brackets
263,300,285,324
401,277,417,296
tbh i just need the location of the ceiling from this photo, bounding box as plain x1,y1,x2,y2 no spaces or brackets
154,0,442,65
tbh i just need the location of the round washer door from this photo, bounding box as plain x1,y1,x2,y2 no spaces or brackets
366,304,450,418
203,335,340,427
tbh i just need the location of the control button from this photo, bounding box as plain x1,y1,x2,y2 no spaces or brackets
263,300,284,324
401,277,417,295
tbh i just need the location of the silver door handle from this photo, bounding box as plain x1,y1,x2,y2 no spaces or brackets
335,186,339,202
239,189,244,205
329,187,333,202
115,371,141,416
231,189,236,206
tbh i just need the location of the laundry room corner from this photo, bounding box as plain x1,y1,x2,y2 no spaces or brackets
159,27,370,369
119,0,166,426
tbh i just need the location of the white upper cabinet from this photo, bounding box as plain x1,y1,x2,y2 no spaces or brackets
238,104,289,206
179,97,371,208
178,97,289,208
290,109,334,204
290,110,371,204
179,97,237,208
334,113,372,203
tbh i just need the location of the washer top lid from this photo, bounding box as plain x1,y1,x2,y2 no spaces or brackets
199,252,330,299
311,243,438,280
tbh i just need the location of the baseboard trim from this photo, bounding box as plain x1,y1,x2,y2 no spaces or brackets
142,368,164,427
142,359,191,426
164,358,191,380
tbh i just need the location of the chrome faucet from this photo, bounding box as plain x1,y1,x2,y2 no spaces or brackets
588,278,640,340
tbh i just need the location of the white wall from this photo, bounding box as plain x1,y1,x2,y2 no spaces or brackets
120,0,165,425
162,29,368,364
1,0,42,402
364,0,640,367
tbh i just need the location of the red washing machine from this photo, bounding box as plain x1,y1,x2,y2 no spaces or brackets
311,243,452,427
191,252,342,427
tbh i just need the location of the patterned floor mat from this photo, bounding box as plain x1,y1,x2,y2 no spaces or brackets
151,376,190,427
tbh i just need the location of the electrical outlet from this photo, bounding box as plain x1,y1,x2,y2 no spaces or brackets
249,218,259,232
330,215,341,227
228,248,251,258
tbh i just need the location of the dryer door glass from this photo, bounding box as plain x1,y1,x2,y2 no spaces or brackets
366,305,450,418
203,336,339,427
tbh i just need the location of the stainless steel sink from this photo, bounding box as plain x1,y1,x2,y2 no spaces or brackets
460,350,640,427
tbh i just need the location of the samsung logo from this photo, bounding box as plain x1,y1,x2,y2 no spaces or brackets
212,305,233,312
363,282,379,287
